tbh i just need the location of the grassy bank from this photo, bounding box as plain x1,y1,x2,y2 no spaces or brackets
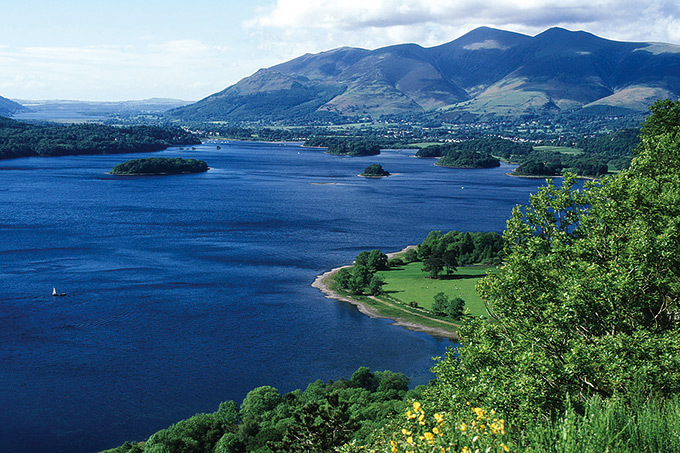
376,262,495,315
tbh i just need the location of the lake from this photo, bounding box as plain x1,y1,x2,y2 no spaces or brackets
0,141,547,452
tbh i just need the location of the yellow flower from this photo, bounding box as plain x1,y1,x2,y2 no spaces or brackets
501,443,509,452
401,429,411,436
434,412,445,424
406,410,416,420
473,407,485,420
460,422,467,432
413,401,422,412
433,427,440,435
406,436,414,445
424,432,434,444
461,447,470,453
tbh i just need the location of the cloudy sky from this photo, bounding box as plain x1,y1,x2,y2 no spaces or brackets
1,0,678,101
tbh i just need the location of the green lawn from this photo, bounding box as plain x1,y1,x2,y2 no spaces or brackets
533,145,584,155
376,262,496,316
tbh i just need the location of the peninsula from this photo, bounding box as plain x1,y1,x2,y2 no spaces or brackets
110,157,208,175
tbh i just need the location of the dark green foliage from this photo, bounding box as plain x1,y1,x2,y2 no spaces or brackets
368,274,386,296
431,292,466,319
110,157,208,175
514,159,562,176
422,138,532,160
305,136,380,156
430,99,680,426
361,164,390,177
270,392,358,453
578,128,640,159
415,230,504,278
107,368,412,453
0,117,199,160
416,139,508,167
335,250,389,295
436,149,500,168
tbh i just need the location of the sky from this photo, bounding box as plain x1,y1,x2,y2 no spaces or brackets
1,0,678,101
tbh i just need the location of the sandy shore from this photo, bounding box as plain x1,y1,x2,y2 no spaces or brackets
311,245,459,340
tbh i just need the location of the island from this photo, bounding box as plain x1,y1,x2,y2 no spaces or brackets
110,157,208,175
435,149,500,168
304,136,381,156
360,164,390,177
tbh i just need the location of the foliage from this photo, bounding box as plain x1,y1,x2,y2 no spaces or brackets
334,250,389,295
416,231,504,278
435,149,500,169
432,293,466,319
106,368,414,453
362,164,390,177
306,136,381,156
429,99,680,425
111,157,208,175
0,117,199,160
340,401,510,453
342,392,680,453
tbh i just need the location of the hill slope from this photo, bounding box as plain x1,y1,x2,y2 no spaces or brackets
0,95,28,116
172,27,680,122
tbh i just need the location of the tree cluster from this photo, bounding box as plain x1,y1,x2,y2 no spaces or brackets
435,149,500,169
334,250,389,295
360,164,389,177
513,151,610,177
107,367,416,453
430,99,680,426
416,137,532,159
0,116,199,160
431,292,465,319
111,157,208,175
416,230,504,278
305,136,381,156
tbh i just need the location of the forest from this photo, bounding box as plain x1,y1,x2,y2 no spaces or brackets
106,99,680,452
304,136,381,156
0,116,199,160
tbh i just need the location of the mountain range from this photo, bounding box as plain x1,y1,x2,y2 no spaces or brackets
172,27,680,122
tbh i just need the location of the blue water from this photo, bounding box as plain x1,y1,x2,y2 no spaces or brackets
0,142,547,452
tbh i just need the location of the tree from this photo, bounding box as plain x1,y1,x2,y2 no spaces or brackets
446,297,465,319
366,250,389,272
431,99,680,424
368,274,386,296
422,254,445,279
432,292,449,316
271,393,358,453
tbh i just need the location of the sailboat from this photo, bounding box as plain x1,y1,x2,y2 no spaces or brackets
52,287,66,297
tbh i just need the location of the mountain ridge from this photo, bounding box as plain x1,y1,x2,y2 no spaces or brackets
171,27,680,122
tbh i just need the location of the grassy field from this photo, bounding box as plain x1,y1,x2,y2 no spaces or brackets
376,262,496,316
533,145,584,155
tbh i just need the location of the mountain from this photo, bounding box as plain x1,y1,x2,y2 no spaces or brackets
171,27,680,122
0,95,28,116
11,98,192,121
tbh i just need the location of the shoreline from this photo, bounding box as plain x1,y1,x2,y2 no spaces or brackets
311,245,459,340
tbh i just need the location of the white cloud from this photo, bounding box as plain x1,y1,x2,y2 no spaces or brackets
246,0,680,58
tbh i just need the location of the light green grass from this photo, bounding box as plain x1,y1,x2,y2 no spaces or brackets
376,263,496,316
533,145,584,155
